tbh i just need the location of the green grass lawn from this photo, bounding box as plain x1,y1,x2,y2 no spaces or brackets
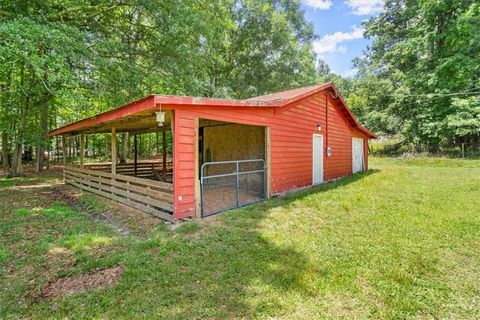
1,157,479,319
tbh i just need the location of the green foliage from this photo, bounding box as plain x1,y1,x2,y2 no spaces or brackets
446,97,480,138
348,0,480,152
0,0,319,172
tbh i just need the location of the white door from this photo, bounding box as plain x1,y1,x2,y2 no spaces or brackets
312,135,323,184
352,138,364,173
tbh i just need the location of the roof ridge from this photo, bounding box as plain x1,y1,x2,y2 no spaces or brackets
245,83,326,102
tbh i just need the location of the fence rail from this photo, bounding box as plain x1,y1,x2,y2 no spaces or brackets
84,161,172,178
64,166,174,222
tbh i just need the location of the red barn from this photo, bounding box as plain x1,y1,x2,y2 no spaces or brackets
49,82,376,222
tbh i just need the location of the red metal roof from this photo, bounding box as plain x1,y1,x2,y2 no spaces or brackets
49,82,376,138
246,84,327,103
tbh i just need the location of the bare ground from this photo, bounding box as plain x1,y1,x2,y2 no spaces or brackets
39,265,124,300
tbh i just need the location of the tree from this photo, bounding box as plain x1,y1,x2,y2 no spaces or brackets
316,59,331,79
0,18,93,174
353,0,480,150
0,0,320,174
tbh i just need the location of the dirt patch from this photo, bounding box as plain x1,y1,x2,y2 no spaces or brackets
11,182,62,190
0,185,59,213
40,265,124,300
203,188,262,214
52,184,82,205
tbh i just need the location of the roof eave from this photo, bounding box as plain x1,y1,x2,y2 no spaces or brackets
48,95,157,136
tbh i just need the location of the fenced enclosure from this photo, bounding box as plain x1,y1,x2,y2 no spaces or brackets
64,166,174,222
200,159,265,217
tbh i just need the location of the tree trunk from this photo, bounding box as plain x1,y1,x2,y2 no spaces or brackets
46,142,50,170
120,133,127,163
2,130,9,174
73,137,77,158
134,134,138,176
9,65,28,177
79,134,85,167
105,134,110,158
85,135,89,157
62,136,67,166
36,99,49,172
55,136,60,163
10,113,27,176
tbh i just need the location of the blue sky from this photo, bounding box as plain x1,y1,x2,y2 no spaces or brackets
300,0,384,77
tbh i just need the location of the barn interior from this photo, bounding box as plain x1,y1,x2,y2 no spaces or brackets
198,119,267,216
63,109,175,182
51,109,176,222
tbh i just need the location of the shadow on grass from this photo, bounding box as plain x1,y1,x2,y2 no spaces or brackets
113,169,380,319
1,169,379,319
273,169,380,203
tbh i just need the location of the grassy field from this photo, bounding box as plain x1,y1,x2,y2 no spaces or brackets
1,157,479,319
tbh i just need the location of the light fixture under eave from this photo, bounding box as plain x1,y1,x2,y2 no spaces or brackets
155,111,165,127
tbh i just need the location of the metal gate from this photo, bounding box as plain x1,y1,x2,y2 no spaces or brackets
200,159,265,217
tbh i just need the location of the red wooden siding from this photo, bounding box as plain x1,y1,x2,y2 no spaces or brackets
171,92,370,219
173,109,197,219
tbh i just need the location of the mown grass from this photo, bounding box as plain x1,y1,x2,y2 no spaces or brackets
1,157,479,319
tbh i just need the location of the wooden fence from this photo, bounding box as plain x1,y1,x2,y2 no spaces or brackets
84,161,173,178
64,166,174,222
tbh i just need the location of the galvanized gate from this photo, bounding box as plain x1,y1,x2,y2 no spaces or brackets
200,159,265,217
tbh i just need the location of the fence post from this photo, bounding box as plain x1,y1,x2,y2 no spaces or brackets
200,164,205,218
235,161,240,207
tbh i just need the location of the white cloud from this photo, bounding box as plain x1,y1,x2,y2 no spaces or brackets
345,0,384,16
313,25,365,54
342,68,358,78
303,0,333,10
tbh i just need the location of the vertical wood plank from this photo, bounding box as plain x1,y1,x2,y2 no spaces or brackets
194,118,200,217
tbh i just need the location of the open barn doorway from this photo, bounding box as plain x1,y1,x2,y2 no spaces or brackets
198,119,267,217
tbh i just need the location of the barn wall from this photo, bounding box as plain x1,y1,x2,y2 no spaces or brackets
173,109,197,219
170,92,370,219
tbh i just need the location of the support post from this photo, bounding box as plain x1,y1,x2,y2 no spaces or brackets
235,162,240,207
80,134,85,168
162,131,167,176
62,135,67,166
265,126,271,199
194,118,200,218
134,134,138,176
111,128,116,174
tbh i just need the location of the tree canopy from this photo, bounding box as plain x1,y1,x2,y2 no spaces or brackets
352,0,480,151
1,0,479,175
0,0,319,175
